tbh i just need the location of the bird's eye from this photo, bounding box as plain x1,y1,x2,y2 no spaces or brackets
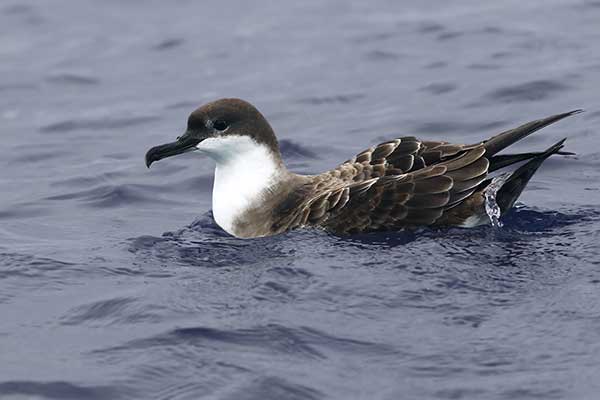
213,120,229,131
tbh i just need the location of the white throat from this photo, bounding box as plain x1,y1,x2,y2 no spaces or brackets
196,135,282,236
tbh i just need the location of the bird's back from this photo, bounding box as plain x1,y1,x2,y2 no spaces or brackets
269,109,579,236
267,137,489,235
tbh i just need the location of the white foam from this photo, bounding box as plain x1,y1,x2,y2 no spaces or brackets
484,173,510,228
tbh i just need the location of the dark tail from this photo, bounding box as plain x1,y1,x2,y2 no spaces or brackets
495,139,567,214
483,109,582,157
488,149,575,172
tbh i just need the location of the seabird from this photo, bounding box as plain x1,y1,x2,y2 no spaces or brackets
145,98,580,238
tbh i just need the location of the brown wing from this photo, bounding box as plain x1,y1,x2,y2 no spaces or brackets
271,110,581,235
295,141,490,234
325,136,482,184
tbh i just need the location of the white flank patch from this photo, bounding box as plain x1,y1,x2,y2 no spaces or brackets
196,135,280,236
460,215,485,228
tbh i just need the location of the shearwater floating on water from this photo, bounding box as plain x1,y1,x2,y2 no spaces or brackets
145,98,580,238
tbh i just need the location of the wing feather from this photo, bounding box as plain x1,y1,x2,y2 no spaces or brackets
405,192,450,208
444,146,486,171
284,136,494,234
297,142,492,233
450,174,487,193
413,175,454,194
271,112,579,235
445,157,489,181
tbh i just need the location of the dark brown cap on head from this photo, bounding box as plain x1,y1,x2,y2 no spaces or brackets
145,98,282,167
187,98,280,152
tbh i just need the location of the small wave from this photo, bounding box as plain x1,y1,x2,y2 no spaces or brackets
365,49,401,61
500,387,565,399
296,93,365,105
152,38,184,51
12,149,72,163
581,1,600,8
412,119,506,134
0,380,129,400
0,83,37,92
500,206,598,232
99,324,324,360
97,323,394,363
40,115,160,133
223,376,324,400
390,207,600,296
279,139,318,159
437,32,464,41
0,252,83,304
480,26,504,35
352,31,394,44
419,82,457,95
165,100,201,110
49,175,111,189
61,297,165,326
483,80,571,104
416,22,445,34
424,61,448,69
0,252,76,280
341,229,421,247
0,204,50,219
491,51,515,59
128,212,292,268
2,4,32,15
44,183,177,208
583,109,600,120
434,387,487,399
45,73,100,86
467,63,503,70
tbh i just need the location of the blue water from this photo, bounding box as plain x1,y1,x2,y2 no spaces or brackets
2,1,600,399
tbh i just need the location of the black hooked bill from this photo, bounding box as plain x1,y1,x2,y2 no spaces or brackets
145,133,202,168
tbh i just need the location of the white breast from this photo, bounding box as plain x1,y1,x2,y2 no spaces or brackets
196,135,281,236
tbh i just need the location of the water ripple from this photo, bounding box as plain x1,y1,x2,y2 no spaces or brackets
0,252,76,280
279,139,318,159
0,380,128,400
45,73,100,86
96,323,395,365
99,324,325,360
419,82,457,95
483,80,571,104
40,116,160,133
296,93,365,105
411,119,506,135
152,38,184,51
223,376,324,400
128,212,291,268
3,1,600,399
61,297,166,326
45,184,177,208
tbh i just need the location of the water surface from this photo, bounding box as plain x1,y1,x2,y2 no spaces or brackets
1,1,600,399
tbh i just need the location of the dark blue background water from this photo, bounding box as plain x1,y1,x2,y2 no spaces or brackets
2,1,600,399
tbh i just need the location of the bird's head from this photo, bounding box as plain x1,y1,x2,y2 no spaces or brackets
145,98,280,167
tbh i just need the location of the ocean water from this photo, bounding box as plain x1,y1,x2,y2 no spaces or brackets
1,0,600,399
